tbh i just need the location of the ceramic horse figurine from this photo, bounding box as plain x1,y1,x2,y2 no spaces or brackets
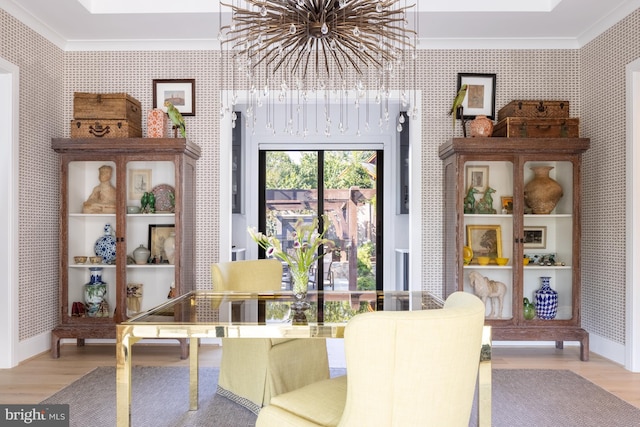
468,270,507,318
464,187,478,213
475,187,496,214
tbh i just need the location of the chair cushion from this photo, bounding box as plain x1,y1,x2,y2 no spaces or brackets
265,375,347,427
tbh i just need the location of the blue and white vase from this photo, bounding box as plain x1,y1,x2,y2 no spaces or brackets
84,267,107,317
535,276,558,320
94,223,116,263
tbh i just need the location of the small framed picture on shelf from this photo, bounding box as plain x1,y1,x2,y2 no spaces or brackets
128,169,152,201
465,165,489,193
456,73,497,120
152,79,196,116
501,196,513,214
523,226,547,249
466,224,503,260
148,224,175,261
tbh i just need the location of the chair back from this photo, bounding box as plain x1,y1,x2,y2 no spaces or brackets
338,291,485,427
211,259,283,292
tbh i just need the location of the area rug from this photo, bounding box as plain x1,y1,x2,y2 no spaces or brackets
41,367,640,427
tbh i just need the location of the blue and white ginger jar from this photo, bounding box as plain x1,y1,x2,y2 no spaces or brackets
94,223,116,263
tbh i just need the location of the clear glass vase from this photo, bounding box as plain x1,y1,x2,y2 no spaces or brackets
290,267,310,324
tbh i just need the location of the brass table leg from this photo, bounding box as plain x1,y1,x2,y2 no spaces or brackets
478,326,492,427
116,325,141,427
189,337,199,410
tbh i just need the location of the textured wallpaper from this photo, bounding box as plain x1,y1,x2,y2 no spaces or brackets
580,10,640,344
0,9,64,341
2,6,638,348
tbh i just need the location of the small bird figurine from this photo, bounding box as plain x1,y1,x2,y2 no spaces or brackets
449,84,468,129
164,100,186,138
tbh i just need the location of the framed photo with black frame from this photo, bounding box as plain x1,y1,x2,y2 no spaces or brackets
148,224,175,262
152,79,196,116
456,73,497,120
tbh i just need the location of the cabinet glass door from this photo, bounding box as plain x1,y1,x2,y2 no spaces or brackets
462,160,514,321
67,160,118,319
125,161,176,316
522,161,574,321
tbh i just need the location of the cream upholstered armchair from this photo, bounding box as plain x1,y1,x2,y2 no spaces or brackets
211,259,330,414
256,291,487,427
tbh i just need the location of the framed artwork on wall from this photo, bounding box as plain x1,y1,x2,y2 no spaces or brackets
152,79,196,116
456,73,496,120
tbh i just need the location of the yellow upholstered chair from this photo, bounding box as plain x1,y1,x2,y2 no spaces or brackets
211,259,330,414
256,291,487,427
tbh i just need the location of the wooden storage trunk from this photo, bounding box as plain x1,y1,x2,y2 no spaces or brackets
73,92,142,126
71,119,142,138
497,100,569,122
492,117,579,138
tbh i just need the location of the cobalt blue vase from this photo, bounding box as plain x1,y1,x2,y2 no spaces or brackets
535,276,558,320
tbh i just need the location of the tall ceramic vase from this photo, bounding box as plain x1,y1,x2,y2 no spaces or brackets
524,166,563,214
84,267,108,317
290,267,310,325
535,276,558,320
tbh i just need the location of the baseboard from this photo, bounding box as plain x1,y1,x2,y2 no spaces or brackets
589,333,625,365
18,330,51,362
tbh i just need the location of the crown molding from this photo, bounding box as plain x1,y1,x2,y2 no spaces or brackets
64,38,221,52
419,37,580,50
0,0,66,50
577,0,640,47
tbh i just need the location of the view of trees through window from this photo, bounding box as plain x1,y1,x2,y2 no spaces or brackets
261,150,380,297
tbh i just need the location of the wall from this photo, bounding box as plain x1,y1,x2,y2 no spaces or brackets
5,5,635,360
580,9,640,349
0,9,63,348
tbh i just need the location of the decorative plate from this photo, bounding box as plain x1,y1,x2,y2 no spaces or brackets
152,184,175,213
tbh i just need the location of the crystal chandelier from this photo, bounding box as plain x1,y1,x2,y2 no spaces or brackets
219,0,418,136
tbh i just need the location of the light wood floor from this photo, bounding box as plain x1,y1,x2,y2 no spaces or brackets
1,344,640,409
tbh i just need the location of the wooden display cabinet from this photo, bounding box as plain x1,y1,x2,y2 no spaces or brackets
50,138,200,358
439,137,590,361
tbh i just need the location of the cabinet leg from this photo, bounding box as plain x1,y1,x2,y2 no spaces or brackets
580,336,590,361
555,341,563,349
180,338,190,360
50,334,61,359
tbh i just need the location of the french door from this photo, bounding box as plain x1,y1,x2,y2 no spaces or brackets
259,150,383,292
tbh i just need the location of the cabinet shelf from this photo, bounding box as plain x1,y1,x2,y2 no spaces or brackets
440,137,590,361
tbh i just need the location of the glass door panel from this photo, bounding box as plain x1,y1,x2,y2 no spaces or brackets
262,150,379,295
523,160,573,320
462,160,514,320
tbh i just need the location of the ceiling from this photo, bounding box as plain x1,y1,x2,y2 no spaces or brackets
2,0,640,51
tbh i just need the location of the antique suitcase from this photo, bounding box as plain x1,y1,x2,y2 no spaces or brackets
497,100,569,122
73,92,142,126
492,117,579,138
70,119,142,138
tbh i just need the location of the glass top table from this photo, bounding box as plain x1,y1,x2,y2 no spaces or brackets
115,290,489,427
